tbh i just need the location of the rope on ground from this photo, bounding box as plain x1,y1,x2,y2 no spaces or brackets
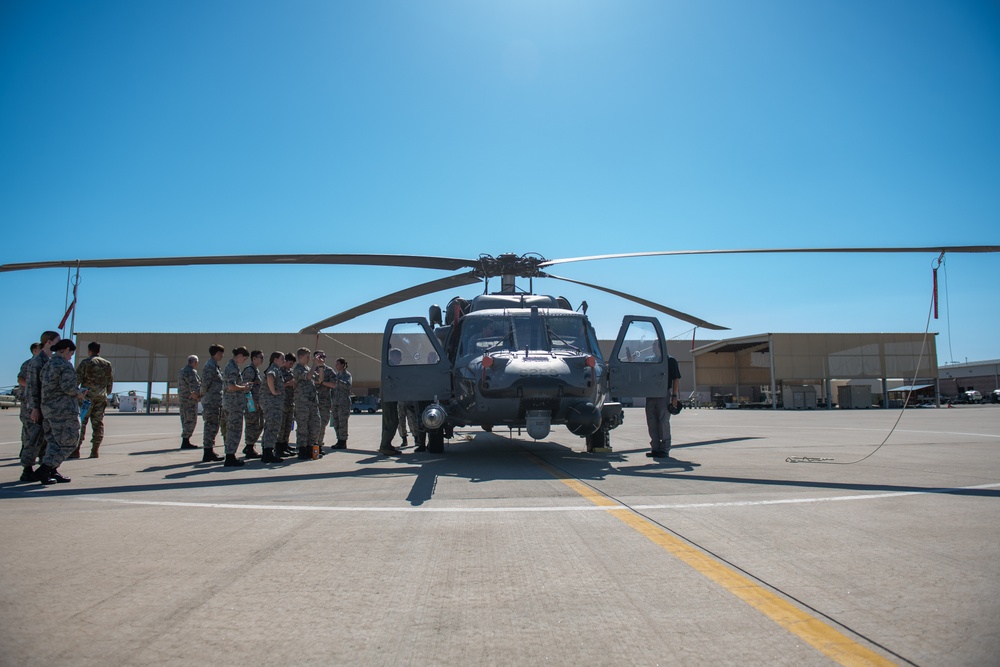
785,252,943,465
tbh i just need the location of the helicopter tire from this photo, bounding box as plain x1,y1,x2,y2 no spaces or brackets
481,424,493,433
427,429,445,454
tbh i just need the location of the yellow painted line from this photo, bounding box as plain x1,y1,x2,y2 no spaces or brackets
530,454,896,667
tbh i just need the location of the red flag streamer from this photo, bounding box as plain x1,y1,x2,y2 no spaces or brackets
58,281,78,329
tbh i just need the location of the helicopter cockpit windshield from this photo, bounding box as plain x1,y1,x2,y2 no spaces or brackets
460,314,596,357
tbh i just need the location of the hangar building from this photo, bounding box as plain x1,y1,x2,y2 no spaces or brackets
75,331,937,411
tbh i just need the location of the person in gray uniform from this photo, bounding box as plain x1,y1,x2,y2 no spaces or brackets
17,342,41,476
222,347,250,467
21,331,61,483
259,351,286,464
33,339,87,485
292,347,322,460
178,355,201,449
330,357,352,449
199,344,226,462
314,350,335,451
242,350,265,459
276,352,296,458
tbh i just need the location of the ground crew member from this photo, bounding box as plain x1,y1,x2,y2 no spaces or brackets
314,350,334,451
378,348,404,456
178,355,201,449
199,344,226,462
34,339,87,485
242,350,265,458
292,347,322,459
644,341,682,459
73,341,114,459
330,357,352,449
21,331,62,483
222,347,250,467
259,351,286,464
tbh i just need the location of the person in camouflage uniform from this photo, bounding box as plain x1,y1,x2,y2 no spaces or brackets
17,343,41,473
73,341,114,459
259,351,286,464
21,331,62,482
314,350,334,450
34,339,87,485
397,401,420,447
221,347,250,467
292,347,322,459
242,350,265,458
177,355,201,449
330,357,352,449
276,352,296,457
199,344,226,462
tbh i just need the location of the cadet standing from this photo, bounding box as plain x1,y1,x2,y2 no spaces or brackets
292,347,322,459
21,331,62,482
276,352,296,458
199,344,226,462
314,350,334,451
178,355,201,449
73,341,114,459
242,350,265,459
17,343,41,473
259,351,286,464
34,339,87,485
330,357,352,449
222,347,250,467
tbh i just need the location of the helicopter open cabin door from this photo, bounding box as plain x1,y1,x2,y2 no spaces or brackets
381,318,452,402
608,316,671,399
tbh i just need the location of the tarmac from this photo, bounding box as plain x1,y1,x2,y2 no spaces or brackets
1,405,998,667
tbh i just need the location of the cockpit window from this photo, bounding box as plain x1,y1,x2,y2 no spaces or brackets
460,315,593,355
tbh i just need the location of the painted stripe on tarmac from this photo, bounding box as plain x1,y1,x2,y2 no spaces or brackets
527,453,899,667
72,481,1000,513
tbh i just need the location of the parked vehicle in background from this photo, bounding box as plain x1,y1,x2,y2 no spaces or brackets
0,392,18,409
963,390,984,404
351,395,380,414
992,389,1000,404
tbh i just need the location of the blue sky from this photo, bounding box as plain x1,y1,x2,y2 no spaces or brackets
2,0,999,391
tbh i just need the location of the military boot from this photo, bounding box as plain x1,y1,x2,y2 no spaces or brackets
261,448,283,464
332,439,346,450
180,437,199,450
202,448,224,462
49,468,71,483
223,454,245,467
89,445,100,459
242,446,261,459
34,464,56,485
297,446,311,460
69,446,81,459
20,465,35,482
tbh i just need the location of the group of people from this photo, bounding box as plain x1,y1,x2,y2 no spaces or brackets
17,331,115,485
178,346,353,466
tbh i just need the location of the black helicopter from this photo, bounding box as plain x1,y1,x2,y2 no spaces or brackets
3,246,997,453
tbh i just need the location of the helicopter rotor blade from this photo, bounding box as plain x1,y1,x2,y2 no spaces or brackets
299,271,482,334
544,273,729,331
0,253,478,274
539,245,1000,268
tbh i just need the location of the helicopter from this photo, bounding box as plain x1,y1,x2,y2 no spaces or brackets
3,245,998,454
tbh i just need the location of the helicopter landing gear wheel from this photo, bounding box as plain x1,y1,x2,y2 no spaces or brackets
585,428,612,453
427,429,445,454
